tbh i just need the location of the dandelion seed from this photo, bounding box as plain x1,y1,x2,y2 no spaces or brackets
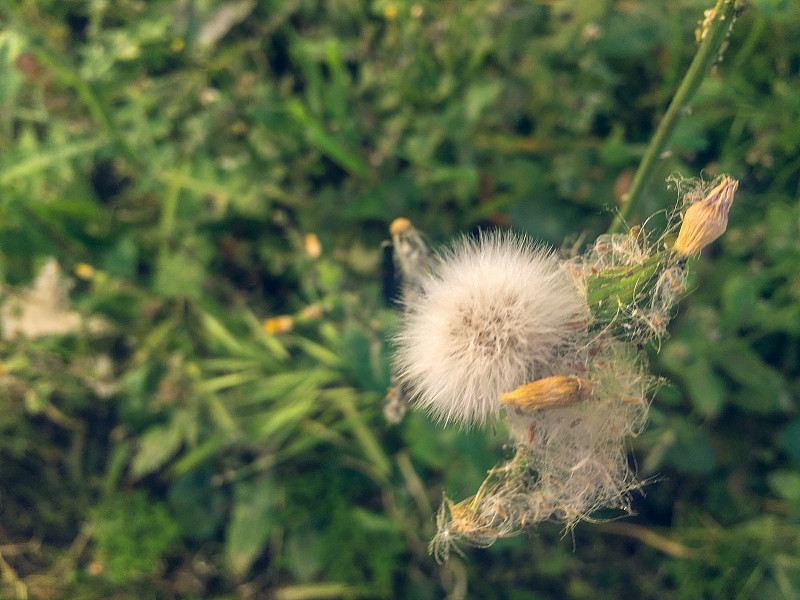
394,231,587,427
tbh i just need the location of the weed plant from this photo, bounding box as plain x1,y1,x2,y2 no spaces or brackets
0,1,798,598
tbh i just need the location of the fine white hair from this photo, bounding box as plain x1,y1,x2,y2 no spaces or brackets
394,231,587,427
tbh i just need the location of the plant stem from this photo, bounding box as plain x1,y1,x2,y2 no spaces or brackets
608,0,739,234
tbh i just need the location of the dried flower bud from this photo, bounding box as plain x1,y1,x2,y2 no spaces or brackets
1,258,82,340
389,218,431,298
673,176,737,257
389,217,411,237
499,375,594,410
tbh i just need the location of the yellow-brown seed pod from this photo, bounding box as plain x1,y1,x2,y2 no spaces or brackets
499,375,594,410
673,177,738,257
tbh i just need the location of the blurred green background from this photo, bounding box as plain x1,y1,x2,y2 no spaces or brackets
0,0,798,598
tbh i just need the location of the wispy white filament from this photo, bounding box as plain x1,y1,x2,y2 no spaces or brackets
394,232,587,427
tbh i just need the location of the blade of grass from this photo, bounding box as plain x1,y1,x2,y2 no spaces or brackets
292,336,344,368
324,388,391,477
196,308,250,357
171,431,231,475
251,393,316,442
242,310,291,361
197,369,264,394
0,137,103,185
285,99,370,178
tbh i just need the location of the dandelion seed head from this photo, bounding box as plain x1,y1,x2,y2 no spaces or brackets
394,231,587,427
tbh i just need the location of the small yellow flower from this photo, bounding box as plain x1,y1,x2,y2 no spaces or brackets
673,176,738,257
384,4,398,20
264,315,294,335
304,233,322,259
74,263,95,279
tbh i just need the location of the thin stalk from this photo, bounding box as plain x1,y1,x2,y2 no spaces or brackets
608,0,739,234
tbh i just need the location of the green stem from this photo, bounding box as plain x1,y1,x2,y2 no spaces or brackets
586,252,674,329
608,0,739,234
586,253,665,306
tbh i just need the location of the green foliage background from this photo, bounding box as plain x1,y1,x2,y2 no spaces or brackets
0,0,798,598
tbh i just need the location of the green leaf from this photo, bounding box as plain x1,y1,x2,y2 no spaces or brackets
662,421,717,475
294,337,344,367
103,235,139,279
464,79,503,122
171,431,230,475
682,362,726,419
660,338,725,418
342,323,377,390
778,420,800,462
0,137,103,185
226,477,281,579
198,309,249,356
284,100,370,178
131,423,184,477
252,393,316,441
153,251,206,300
168,469,227,541
767,471,800,505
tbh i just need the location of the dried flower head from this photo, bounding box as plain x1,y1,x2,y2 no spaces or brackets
1,258,82,340
389,217,431,300
393,232,587,427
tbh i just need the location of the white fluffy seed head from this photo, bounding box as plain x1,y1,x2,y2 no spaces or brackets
393,231,588,427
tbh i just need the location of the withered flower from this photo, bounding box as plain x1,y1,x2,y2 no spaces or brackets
673,177,738,257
